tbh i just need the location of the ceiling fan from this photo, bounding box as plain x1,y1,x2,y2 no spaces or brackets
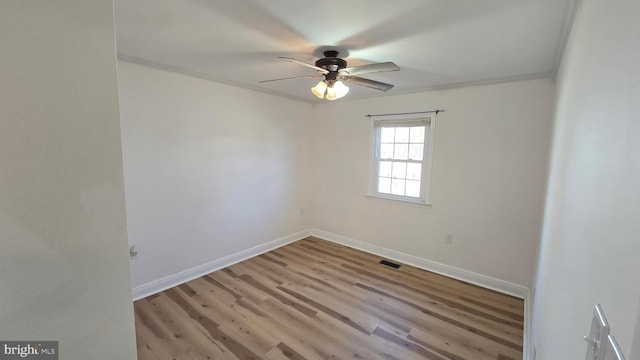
260,50,400,100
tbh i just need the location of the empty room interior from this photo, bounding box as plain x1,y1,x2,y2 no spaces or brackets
1,0,639,359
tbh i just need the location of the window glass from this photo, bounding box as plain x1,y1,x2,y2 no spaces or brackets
370,118,434,204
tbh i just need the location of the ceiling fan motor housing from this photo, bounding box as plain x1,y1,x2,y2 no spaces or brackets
316,51,347,71
315,50,346,83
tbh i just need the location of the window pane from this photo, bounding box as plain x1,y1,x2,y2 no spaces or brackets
391,179,406,195
406,163,422,180
380,144,394,159
394,127,409,143
409,144,424,160
380,127,395,143
392,162,407,179
405,180,421,197
410,126,425,143
393,143,409,160
373,121,432,203
378,177,391,194
379,161,392,177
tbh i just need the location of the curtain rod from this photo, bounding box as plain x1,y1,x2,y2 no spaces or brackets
365,110,445,118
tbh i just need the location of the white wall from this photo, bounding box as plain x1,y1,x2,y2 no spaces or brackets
532,0,640,358
309,79,555,288
117,61,312,289
0,1,137,359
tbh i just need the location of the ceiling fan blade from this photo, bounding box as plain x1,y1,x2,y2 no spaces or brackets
340,62,400,76
259,74,322,83
278,57,329,74
343,76,394,91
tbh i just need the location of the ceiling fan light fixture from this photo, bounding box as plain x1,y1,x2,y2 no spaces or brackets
325,86,337,100
314,80,349,101
268,51,399,100
333,80,349,99
311,81,327,98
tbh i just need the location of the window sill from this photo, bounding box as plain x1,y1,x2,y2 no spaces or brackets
366,193,432,207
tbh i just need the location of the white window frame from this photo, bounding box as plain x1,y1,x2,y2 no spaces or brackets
367,114,436,206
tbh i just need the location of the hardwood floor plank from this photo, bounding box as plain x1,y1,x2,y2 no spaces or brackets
341,259,525,324
276,285,373,335
257,298,383,360
341,263,523,329
407,326,497,360
218,316,280,356
349,275,524,345
238,274,318,318
355,282,523,352
359,287,521,359
134,237,525,359
228,299,326,360
275,343,307,360
372,326,449,360
206,270,270,304
136,294,235,360
278,281,378,332
164,288,263,359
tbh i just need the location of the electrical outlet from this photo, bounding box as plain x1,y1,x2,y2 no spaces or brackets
299,208,305,216
444,234,454,245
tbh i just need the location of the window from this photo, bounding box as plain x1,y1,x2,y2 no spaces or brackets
368,115,435,205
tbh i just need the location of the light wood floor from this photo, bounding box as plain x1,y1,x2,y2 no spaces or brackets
134,237,524,360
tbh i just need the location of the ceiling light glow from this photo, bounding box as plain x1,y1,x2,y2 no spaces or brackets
311,81,328,99
311,80,349,100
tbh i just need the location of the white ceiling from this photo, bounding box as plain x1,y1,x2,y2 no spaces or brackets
114,0,577,104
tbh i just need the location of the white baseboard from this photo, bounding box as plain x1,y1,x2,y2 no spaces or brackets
310,228,529,299
131,229,311,300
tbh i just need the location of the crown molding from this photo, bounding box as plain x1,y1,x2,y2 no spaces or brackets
117,53,317,105
550,0,583,80
335,71,553,104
